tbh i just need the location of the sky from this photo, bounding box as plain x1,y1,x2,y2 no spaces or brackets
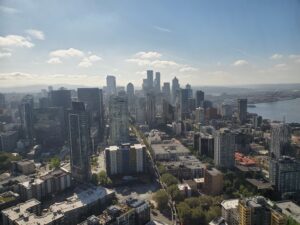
0,0,300,88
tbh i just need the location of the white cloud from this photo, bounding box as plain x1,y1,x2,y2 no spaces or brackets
50,48,84,58
153,26,171,33
270,54,283,60
47,57,62,64
135,51,162,59
0,6,19,14
274,63,288,70
179,66,198,72
0,52,12,58
232,59,249,66
0,35,34,48
26,29,45,40
289,54,300,63
88,54,102,62
78,58,93,68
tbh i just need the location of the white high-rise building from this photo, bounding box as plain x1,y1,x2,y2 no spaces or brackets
195,107,205,125
214,128,236,168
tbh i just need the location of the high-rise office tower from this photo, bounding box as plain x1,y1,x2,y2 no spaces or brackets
77,88,104,142
270,123,290,159
162,82,171,103
195,90,205,108
172,77,180,105
214,128,236,168
179,88,189,120
49,89,72,109
269,156,300,193
20,95,34,145
109,94,129,145
106,75,117,96
136,97,147,125
68,102,91,182
195,107,205,125
185,84,193,99
146,93,156,128
237,98,247,124
146,70,154,90
154,72,161,93
0,93,5,108
126,82,135,114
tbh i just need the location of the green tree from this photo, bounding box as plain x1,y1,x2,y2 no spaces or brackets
153,189,169,211
98,170,112,186
49,157,60,169
177,202,192,224
158,164,167,175
161,173,179,186
166,184,184,202
0,152,22,172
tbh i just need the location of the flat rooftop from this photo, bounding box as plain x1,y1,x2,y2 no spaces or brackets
221,199,239,210
151,139,190,155
276,201,300,223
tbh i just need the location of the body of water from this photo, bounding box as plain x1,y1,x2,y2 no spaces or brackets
248,98,300,123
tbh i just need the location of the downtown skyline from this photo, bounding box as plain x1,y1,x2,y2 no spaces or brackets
1,0,300,88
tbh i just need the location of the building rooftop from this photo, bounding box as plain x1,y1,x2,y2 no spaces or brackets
276,201,300,223
151,139,190,155
2,199,41,222
221,199,239,210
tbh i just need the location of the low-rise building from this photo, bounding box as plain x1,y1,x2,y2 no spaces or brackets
178,183,192,197
151,139,190,161
275,201,300,224
203,168,223,195
18,168,71,201
221,199,239,225
162,155,205,180
2,186,115,225
11,160,35,175
0,191,20,211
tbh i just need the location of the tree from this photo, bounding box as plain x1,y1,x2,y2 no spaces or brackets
166,184,184,202
0,152,22,173
158,164,167,175
153,189,169,211
49,157,60,169
98,170,112,186
177,202,192,224
161,173,179,186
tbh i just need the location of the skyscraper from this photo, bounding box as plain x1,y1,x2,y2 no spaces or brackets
270,123,290,159
77,88,105,141
195,90,204,108
179,88,189,120
106,75,117,96
0,93,5,108
68,102,91,182
146,70,154,90
237,98,247,124
109,94,129,145
172,77,180,105
20,95,34,145
214,128,236,168
146,93,156,128
49,89,72,109
126,82,135,114
154,72,161,93
269,156,300,194
162,82,171,103
185,84,193,99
